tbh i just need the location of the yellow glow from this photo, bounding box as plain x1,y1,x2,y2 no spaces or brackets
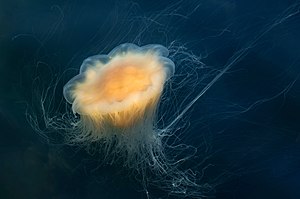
72,52,167,127
98,64,152,102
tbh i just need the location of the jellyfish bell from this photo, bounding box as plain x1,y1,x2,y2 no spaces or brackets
62,43,175,169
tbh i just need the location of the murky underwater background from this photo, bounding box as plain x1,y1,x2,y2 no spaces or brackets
1,0,300,198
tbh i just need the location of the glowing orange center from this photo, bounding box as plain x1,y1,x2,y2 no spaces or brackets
97,65,152,103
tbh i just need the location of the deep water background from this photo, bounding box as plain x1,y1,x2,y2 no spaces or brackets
1,0,300,199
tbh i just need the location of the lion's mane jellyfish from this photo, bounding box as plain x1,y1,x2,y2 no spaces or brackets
63,43,175,170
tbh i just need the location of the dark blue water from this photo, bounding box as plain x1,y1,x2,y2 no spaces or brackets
1,0,300,198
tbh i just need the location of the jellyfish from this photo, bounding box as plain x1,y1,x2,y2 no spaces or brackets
62,43,175,170
27,41,211,198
